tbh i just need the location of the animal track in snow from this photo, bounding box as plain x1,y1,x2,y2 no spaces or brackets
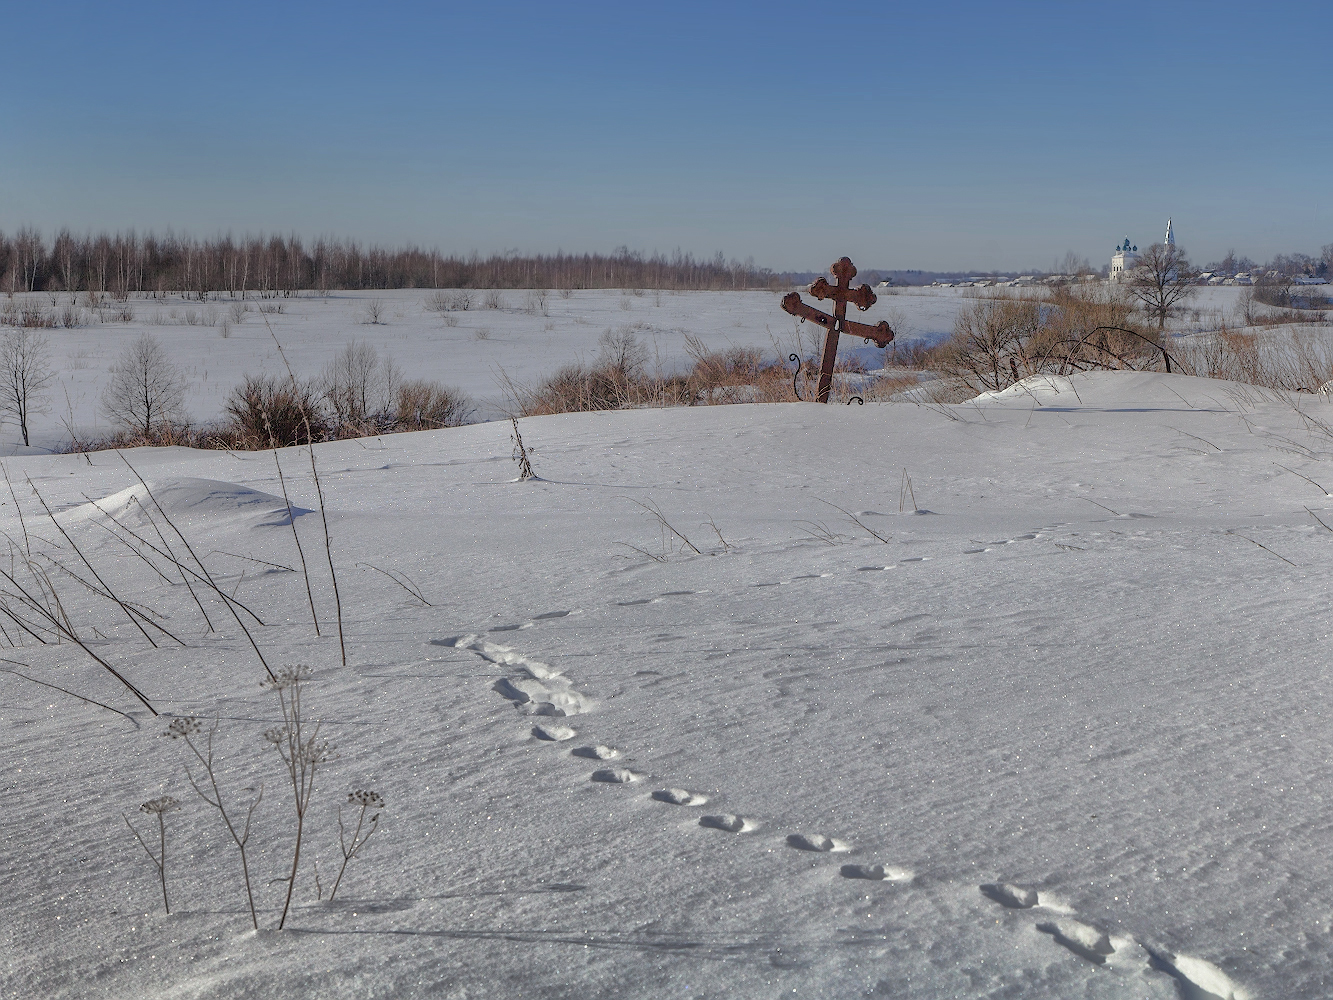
488,609,579,632
786,833,852,853
899,556,929,563
1037,919,1115,966
979,883,1038,908
571,745,618,759
651,788,708,806
445,635,591,716
616,598,656,606
1146,949,1243,1000
532,724,576,741
857,565,891,572
590,767,639,783
700,814,756,833
839,863,913,882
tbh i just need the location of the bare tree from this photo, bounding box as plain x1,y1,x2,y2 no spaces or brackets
101,333,187,435
0,328,55,446
1126,243,1199,329
323,340,399,429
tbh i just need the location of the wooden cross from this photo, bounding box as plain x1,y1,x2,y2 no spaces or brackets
781,257,894,403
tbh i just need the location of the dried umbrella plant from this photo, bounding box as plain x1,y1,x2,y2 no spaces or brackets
124,795,181,914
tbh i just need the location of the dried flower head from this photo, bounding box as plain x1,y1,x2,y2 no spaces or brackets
263,727,286,745
300,739,336,765
140,795,180,815
261,664,314,691
165,718,203,740
348,790,385,808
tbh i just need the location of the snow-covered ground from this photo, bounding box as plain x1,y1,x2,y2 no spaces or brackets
9,285,1256,451
4,368,1332,998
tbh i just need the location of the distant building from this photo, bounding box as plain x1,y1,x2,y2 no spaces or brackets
1110,237,1139,282
1109,219,1174,282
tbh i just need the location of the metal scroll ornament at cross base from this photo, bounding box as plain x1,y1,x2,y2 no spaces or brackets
782,257,894,403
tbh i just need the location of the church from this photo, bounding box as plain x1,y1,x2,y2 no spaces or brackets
1110,219,1173,281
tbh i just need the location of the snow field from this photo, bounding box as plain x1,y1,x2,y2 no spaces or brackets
6,368,1333,997
11,284,1259,454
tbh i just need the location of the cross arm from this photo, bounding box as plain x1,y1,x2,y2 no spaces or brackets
841,317,895,347
781,292,835,330
809,277,877,311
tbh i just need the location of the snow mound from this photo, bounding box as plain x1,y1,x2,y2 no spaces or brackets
68,478,308,526
970,370,1264,410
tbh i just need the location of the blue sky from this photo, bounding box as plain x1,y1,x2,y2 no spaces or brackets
2,1,1329,271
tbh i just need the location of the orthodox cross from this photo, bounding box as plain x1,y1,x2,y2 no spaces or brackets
781,257,894,403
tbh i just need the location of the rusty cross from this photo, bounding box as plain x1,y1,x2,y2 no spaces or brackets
781,257,894,403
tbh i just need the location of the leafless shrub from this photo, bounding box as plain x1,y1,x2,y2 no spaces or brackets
58,302,82,328
360,298,386,324
229,301,249,323
423,291,452,313
450,290,473,311
558,288,573,299
1177,326,1333,391
101,333,187,435
443,314,459,327
483,289,503,310
396,380,473,429
258,302,284,314
322,340,400,431
0,301,56,328
474,327,491,341
526,289,549,316
686,338,791,403
226,373,328,446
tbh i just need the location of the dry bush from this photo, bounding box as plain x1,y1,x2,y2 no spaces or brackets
0,301,56,328
395,380,473,428
527,362,632,414
1177,326,1333,391
934,297,1044,393
685,339,792,404
928,289,1165,396
62,422,246,453
225,373,328,446
483,290,504,310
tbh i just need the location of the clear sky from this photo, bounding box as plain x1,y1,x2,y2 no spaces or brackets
2,0,1329,272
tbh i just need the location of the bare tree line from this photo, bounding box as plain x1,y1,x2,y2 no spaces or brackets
0,229,783,298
